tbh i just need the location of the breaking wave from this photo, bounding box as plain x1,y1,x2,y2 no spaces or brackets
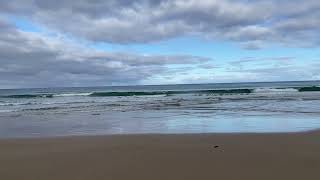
0,94,54,98
89,89,253,96
53,93,92,97
298,86,320,92
1,86,319,99
253,88,298,93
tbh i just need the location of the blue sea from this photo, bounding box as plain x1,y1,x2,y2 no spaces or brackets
1,81,320,138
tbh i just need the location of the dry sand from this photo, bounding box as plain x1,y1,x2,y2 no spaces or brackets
1,131,320,180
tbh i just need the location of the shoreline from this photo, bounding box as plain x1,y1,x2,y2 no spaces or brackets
0,128,319,140
1,130,320,180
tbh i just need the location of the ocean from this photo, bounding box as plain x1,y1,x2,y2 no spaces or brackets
1,81,320,138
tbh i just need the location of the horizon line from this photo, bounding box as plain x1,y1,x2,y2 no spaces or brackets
0,80,319,90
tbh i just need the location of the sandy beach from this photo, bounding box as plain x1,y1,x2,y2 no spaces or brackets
0,131,320,180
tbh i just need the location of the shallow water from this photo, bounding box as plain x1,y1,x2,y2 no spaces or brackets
1,81,320,138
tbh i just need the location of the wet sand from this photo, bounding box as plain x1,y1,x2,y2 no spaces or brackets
1,131,320,180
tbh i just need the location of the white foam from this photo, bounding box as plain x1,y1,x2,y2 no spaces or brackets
0,102,33,106
253,88,298,93
53,93,92,97
0,109,15,113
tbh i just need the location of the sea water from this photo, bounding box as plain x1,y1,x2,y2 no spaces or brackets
1,81,320,138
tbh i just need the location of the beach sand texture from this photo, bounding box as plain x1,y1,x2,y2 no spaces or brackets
1,131,320,180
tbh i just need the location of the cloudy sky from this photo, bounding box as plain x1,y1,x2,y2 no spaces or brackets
0,0,319,88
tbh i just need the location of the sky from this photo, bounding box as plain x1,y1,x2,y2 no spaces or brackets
0,0,319,88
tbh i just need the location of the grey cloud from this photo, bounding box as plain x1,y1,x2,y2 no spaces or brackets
241,41,264,50
0,1,319,88
0,19,208,88
1,0,320,48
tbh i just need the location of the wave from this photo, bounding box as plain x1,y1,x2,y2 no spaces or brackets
89,89,253,97
0,89,252,98
298,86,320,92
22,107,61,111
0,102,35,106
0,93,91,98
53,93,92,97
1,86,319,99
89,91,167,97
0,94,54,98
253,88,298,93
253,86,320,93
